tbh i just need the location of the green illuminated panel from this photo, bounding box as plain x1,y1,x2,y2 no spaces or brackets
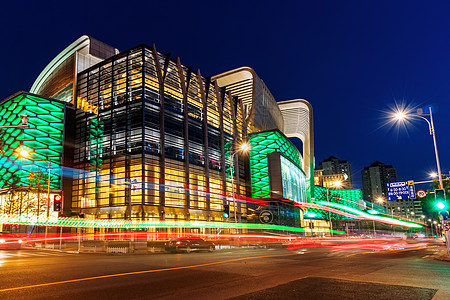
0,92,65,189
310,186,363,220
249,130,303,200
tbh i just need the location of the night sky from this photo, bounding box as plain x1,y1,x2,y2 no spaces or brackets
1,1,450,189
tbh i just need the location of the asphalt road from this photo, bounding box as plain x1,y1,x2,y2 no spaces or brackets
0,240,449,299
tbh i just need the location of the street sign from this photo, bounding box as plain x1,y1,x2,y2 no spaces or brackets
387,181,416,201
416,190,427,198
443,223,450,231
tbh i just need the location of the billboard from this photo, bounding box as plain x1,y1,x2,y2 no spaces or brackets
268,152,307,203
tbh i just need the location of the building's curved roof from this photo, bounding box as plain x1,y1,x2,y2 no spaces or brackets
212,66,254,107
30,35,118,96
30,35,91,94
212,67,284,132
277,99,313,142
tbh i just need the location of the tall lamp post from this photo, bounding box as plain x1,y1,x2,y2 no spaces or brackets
18,149,52,244
327,180,342,237
229,142,250,227
394,107,443,189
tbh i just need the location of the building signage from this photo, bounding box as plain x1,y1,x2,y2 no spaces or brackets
259,210,273,223
387,181,416,201
75,96,99,115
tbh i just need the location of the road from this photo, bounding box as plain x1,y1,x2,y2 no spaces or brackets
0,239,449,299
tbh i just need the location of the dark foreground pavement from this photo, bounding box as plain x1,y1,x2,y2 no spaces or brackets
231,277,437,300
0,239,449,299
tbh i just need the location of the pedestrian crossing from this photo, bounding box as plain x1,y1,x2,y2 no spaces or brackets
0,249,75,258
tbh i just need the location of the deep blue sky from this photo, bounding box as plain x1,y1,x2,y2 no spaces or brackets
1,1,450,189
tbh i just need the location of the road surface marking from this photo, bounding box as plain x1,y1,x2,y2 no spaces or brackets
0,252,299,292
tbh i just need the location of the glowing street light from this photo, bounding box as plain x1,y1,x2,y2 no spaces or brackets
17,148,52,218
333,180,342,188
392,106,443,189
240,143,250,152
430,172,438,178
19,149,30,158
229,142,250,227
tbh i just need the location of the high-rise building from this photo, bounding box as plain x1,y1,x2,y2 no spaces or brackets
361,161,397,203
0,36,315,229
317,156,352,188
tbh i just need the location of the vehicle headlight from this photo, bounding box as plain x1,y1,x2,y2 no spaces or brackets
0,239,5,243
18,239,23,244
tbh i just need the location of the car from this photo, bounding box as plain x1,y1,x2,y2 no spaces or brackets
0,232,26,249
165,238,215,253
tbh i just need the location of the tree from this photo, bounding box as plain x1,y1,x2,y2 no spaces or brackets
2,174,20,215
27,169,49,218
0,131,6,155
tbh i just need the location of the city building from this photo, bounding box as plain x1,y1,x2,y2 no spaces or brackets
317,156,352,188
0,36,314,230
361,161,397,203
388,199,424,222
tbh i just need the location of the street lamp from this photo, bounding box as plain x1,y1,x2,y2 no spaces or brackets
0,114,29,129
394,107,443,189
229,142,250,227
332,180,342,189
326,181,342,237
18,148,54,245
376,197,383,203
432,220,438,237
18,149,51,219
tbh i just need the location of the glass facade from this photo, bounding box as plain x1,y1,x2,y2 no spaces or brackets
280,155,307,203
72,45,247,221
0,93,66,189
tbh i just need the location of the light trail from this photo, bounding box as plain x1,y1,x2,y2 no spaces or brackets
316,201,423,228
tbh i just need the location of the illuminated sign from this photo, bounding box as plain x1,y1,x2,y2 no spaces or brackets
75,97,98,115
267,152,306,203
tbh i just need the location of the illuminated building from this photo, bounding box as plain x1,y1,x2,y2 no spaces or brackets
314,170,347,189
0,92,74,226
317,156,352,188
0,36,315,229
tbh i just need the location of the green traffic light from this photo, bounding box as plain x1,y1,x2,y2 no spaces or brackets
223,213,229,218
436,201,446,210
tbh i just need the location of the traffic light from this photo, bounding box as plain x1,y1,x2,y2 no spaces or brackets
223,204,230,218
53,195,62,211
435,189,446,211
